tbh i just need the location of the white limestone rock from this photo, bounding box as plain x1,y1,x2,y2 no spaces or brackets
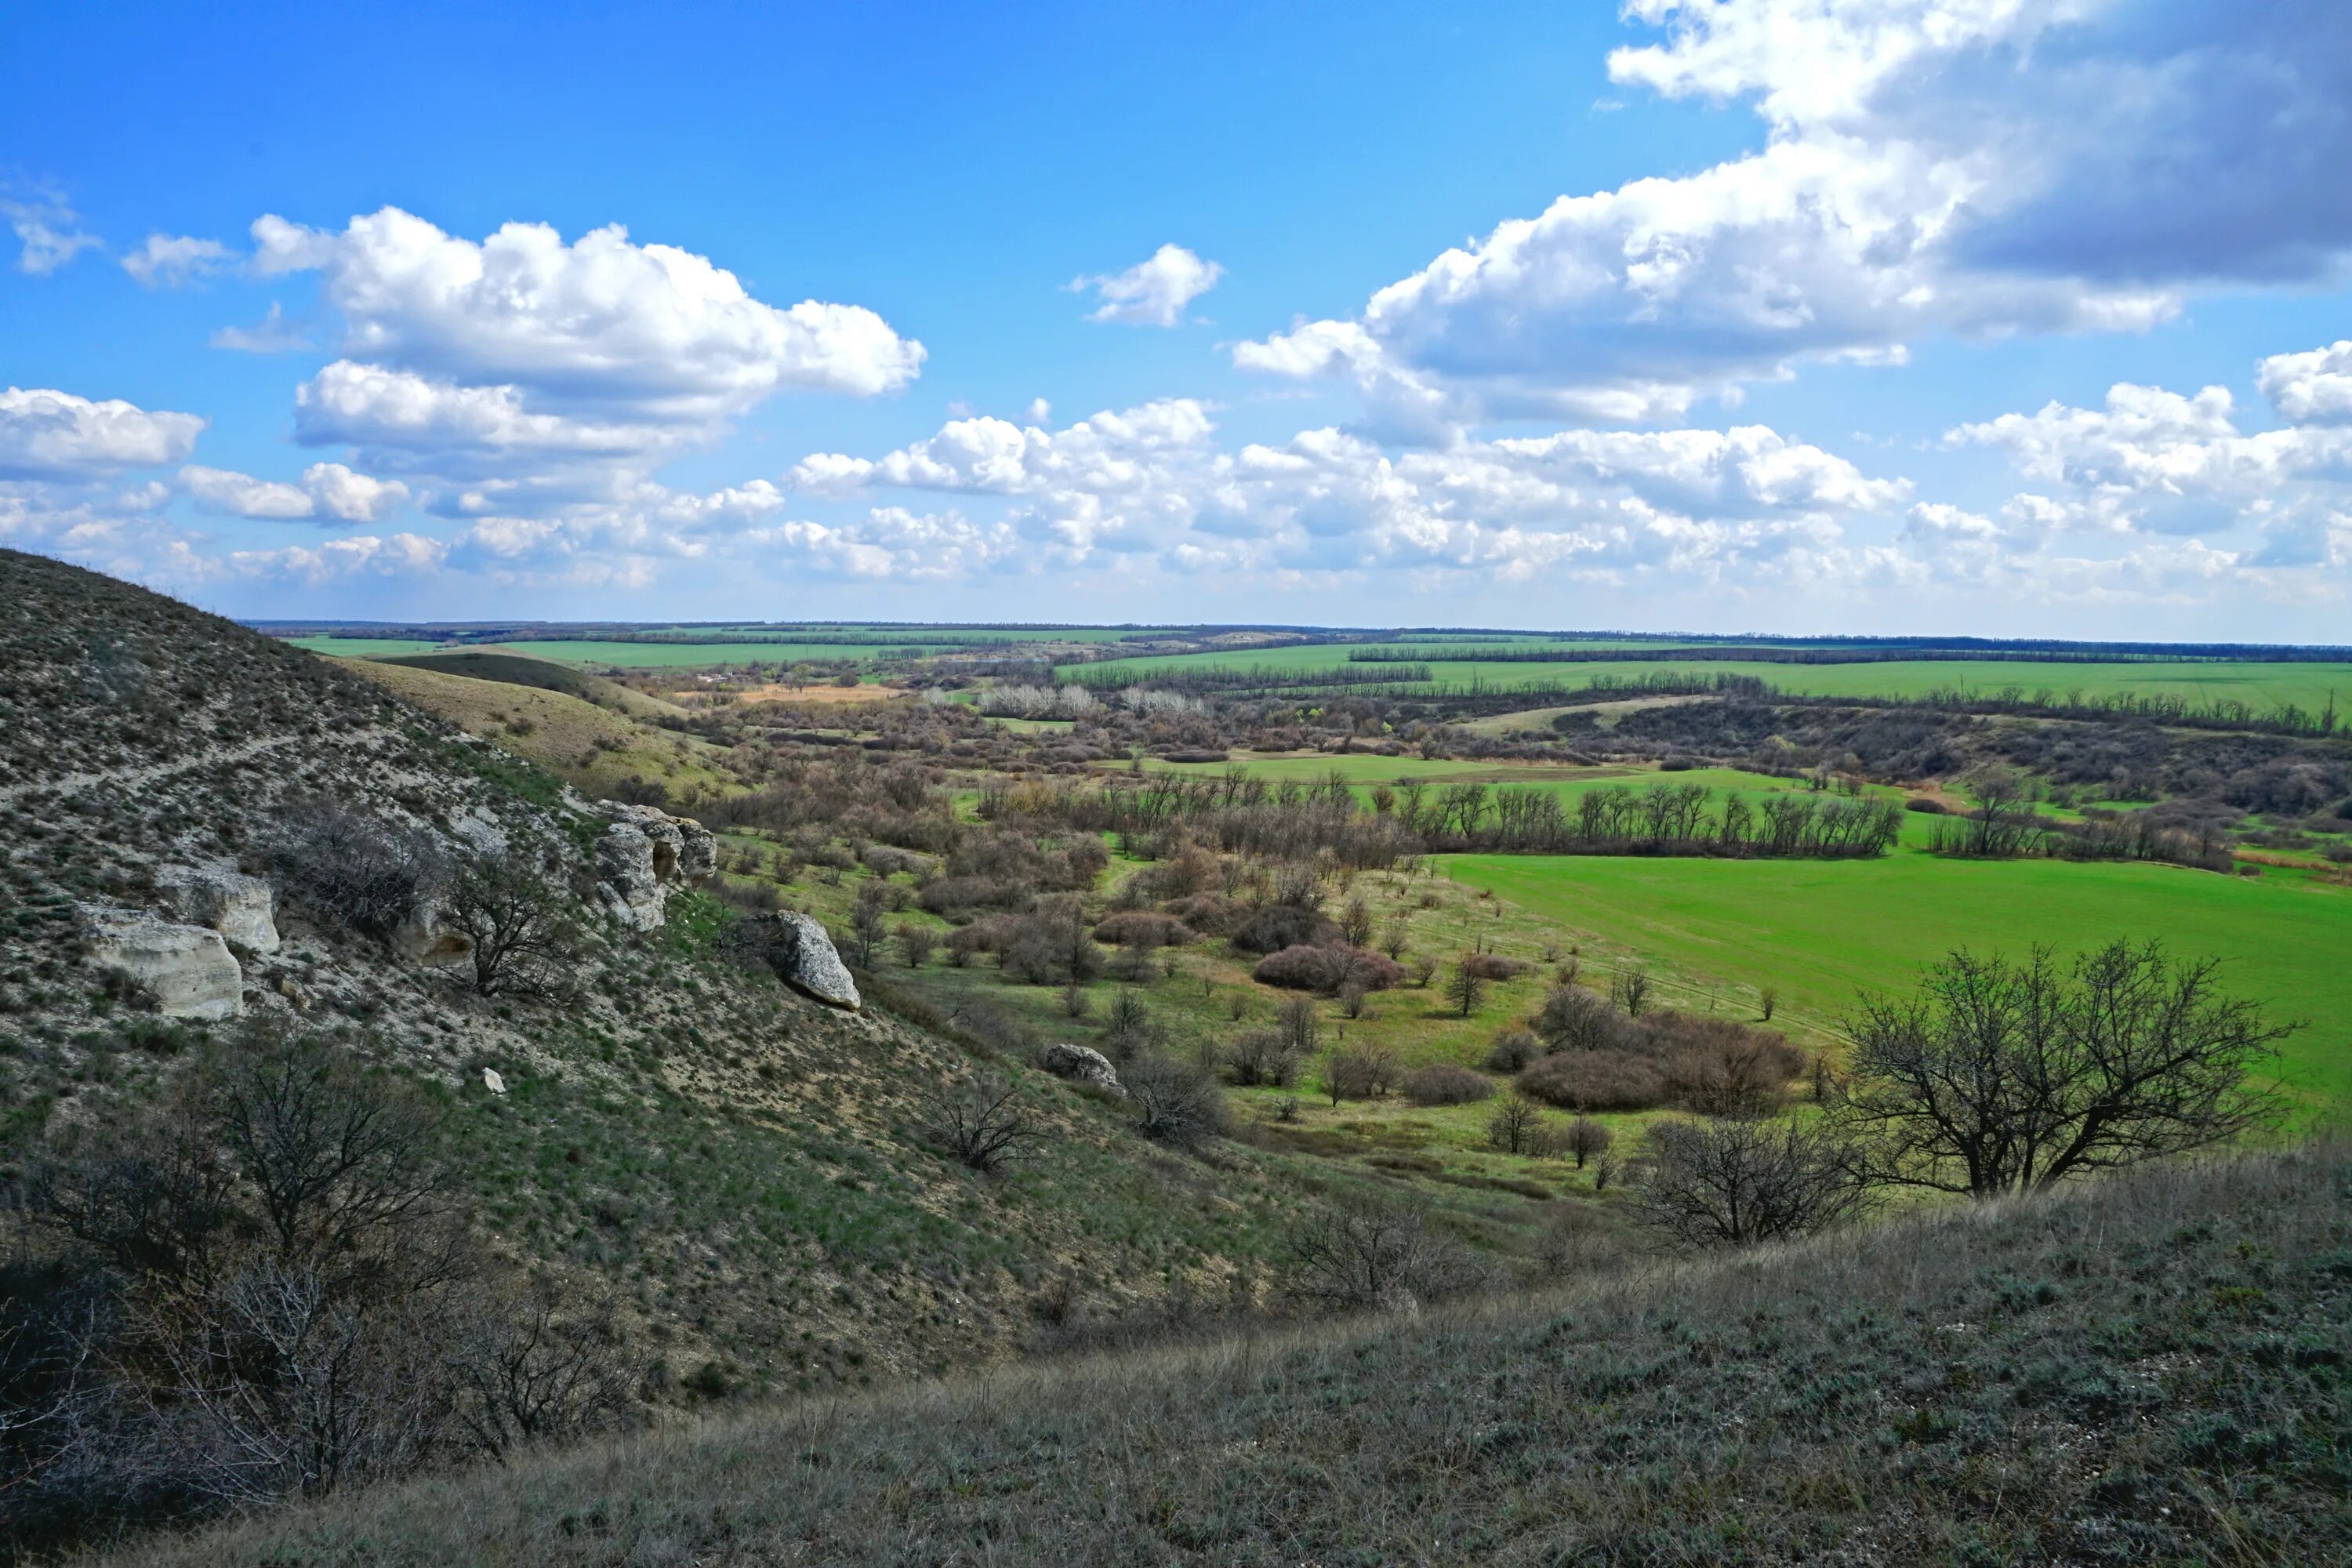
1039,1043,1122,1094
770,911,860,1011
593,804,719,931
81,907,243,1020
155,862,281,956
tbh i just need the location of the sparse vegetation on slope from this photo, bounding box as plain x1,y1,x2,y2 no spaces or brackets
88,1143,2352,1566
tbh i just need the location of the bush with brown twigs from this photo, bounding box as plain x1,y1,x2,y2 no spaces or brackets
1400,1062,1497,1107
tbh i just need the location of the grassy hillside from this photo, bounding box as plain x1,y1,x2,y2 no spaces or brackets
93,1143,2352,1567
0,548,1417,1424
341,656,742,801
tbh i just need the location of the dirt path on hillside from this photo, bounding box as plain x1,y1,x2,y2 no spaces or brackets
2,731,318,804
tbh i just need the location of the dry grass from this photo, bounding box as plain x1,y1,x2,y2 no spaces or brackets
91,1144,2352,1566
689,681,907,706
343,658,739,800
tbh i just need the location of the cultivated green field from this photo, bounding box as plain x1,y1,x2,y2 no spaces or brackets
1066,646,2352,714
485,639,928,667
281,636,445,657
1443,851,2352,1112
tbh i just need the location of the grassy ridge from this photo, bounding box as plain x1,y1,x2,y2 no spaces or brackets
92,1145,2352,1567
1443,851,2352,1112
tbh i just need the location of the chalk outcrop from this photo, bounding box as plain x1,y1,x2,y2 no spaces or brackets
155,862,280,955
81,906,243,1019
1039,1043,1121,1094
392,899,475,967
593,804,717,931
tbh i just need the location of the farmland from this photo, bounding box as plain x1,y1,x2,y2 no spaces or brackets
1443,850,2352,1112
1064,644,2352,714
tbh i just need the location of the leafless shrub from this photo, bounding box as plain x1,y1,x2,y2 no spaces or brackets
1280,1200,1486,1312
268,805,446,942
1485,1028,1542,1073
920,1076,1041,1174
1628,1116,1870,1251
1124,1054,1229,1147
1400,1063,1496,1106
1516,1051,1668,1112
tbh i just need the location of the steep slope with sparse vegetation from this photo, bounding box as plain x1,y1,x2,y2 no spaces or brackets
0,550,1450,1558
89,1142,2352,1567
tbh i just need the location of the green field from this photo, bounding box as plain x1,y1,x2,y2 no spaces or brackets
485,640,924,668
1065,646,2352,714
281,636,445,657
1443,851,2352,1112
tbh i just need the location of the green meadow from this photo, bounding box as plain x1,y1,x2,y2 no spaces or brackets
1442,850,2352,1114
485,639,931,667
1067,645,2352,713
281,636,445,657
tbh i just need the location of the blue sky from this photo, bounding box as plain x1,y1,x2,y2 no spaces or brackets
5,0,2350,637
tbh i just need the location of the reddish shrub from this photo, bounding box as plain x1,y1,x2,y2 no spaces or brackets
1092,910,1196,947
1463,953,1534,982
1402,1063,1497,1106
1231,903,1341,955
1516,1051,1669,1112
1162,893,1246,936
1251,944,1402,995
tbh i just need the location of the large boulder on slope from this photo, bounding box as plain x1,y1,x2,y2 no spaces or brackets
80,907,243,1019
155,862,281,956
766,911,861,1011
1039,1043,1121,1094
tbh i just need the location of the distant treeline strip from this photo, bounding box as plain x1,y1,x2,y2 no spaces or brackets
1070,662,2347,738
1348,644,2343,667
1066,662,1434,693
986,770,1904,863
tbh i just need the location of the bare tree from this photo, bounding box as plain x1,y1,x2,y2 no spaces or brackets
1485,1090,1549,1155
1224,1027,1304,1088
205,1022,448,1279
1445,956,1486,1018
1628,1117,1870,1251
847,883,889,968
895,922,937,967
921,1076,1040,1174
1380,912,1410,959
446,1283,634,1463
1832,941,2289,1198
1281,1200,1483,1312
1566,1115,1612,1171
1326,1046,1401,1104
1610,965,1653,1018
1758,985,1779,1022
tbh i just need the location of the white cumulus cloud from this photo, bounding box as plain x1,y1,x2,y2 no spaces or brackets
1236,0,2352,434
2,191,102,275
122,233,234,286
0,387,206,481
1073,244,1224,327
179,461,411,524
